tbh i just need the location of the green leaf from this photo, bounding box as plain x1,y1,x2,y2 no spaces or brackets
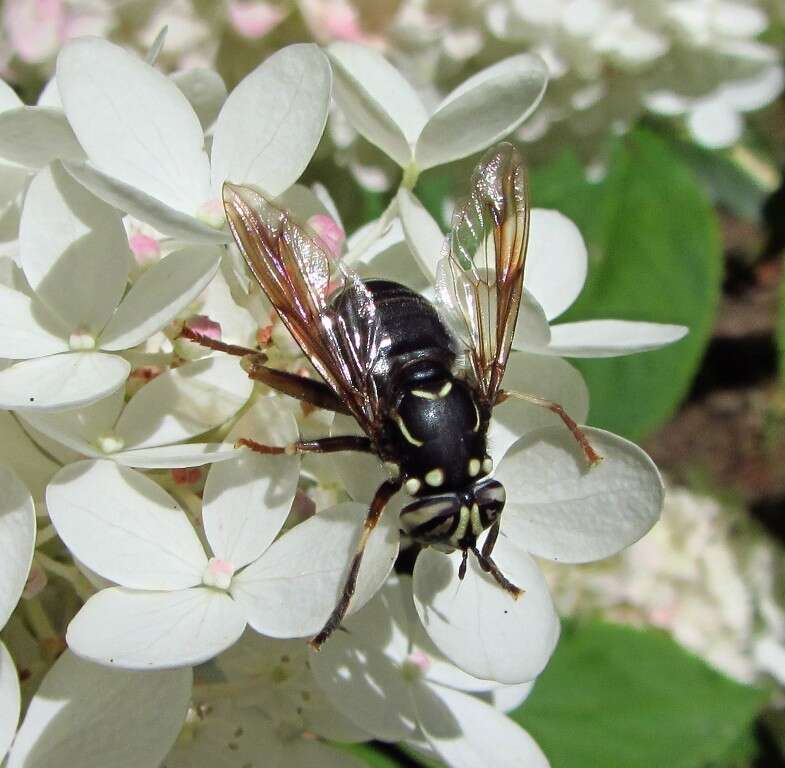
513,621,769,768
530,129,722,440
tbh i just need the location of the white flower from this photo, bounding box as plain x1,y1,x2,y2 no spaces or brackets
0,162,222,410
0,412,58,506
44,400,395,669
55,38,332,243
0,464,36,633
0,640,20,764
328,41,548,180
542,485,785,686
0,464,34,763
4,650,191,768
311,575,551,767
165,631,371,767
19,355,252,469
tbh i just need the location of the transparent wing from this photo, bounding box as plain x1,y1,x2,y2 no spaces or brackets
223,182,384,435
435,143,530,406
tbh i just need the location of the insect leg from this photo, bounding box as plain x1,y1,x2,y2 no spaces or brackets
496,390,602,465
471,542,523,599
309,478,402,650
237,435,373,455
242,356,351,415
180,327,351,414
179,326,260,357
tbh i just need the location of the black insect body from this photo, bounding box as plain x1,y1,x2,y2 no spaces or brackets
184,143,599,650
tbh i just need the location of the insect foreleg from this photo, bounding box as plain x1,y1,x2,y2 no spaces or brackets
309,478,402,650
471,544,523,599
237,436,373,456
496,390,602,465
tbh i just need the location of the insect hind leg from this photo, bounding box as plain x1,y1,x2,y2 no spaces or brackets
309,478,402,650
237,435,373,456
497,390,602,465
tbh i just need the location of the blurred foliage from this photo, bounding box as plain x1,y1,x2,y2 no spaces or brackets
529,128,722,440
513,621,769,768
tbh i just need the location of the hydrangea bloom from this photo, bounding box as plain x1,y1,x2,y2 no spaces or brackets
312,575,550,767
0,163,222,410
0,29,693,768
542,485,785,686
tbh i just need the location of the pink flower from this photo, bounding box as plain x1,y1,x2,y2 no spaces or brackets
185,315,222,342
4,0,65,63
307,213,345,258
228,1,286,39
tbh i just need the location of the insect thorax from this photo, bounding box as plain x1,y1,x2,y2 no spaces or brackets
387,373,486,492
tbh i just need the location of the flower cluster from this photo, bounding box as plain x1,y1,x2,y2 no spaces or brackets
542,485,785,686
2,1,781,173
0,35,683,766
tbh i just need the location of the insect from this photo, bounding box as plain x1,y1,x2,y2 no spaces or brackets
182,143,599,649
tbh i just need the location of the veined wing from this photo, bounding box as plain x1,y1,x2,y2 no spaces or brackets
223,182,384,435
435,143,530,406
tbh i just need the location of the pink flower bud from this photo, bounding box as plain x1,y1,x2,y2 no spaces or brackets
228,1,285,39
307,214,345,258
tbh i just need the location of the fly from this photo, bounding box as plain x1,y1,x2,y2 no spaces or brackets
181,143,600,649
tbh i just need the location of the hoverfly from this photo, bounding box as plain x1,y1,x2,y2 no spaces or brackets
183,143,598,649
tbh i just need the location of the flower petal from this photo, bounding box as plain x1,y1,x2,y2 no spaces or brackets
0,466,35,629
99,246,222,351
203,402,299,568
310,576,419,741
0,412,58,504
497,425,664,563
114,355,252,450
415,54,547,171
63,160,230,243
6,650,191,768
20,163,130,335
488,353,589,464
210,44,331,196
330,413,386,503
412,681,550,768
328,42,427,167
18,387,124,454
525,319,689,357
397,188,445,281
0,107,84,169
525,209,588,321
171,68,227,131
413,536,560,684
46,460,207,589
490,681,535,713
0,353,130,411
0,284,68,359
0,641,19,761
0,81,22,113
66,587,246,670
232,502,399,637
57,37,211,215
112,443,240,468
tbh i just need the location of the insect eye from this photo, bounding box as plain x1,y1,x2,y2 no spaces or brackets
474,479,505,523
400,494,461,543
